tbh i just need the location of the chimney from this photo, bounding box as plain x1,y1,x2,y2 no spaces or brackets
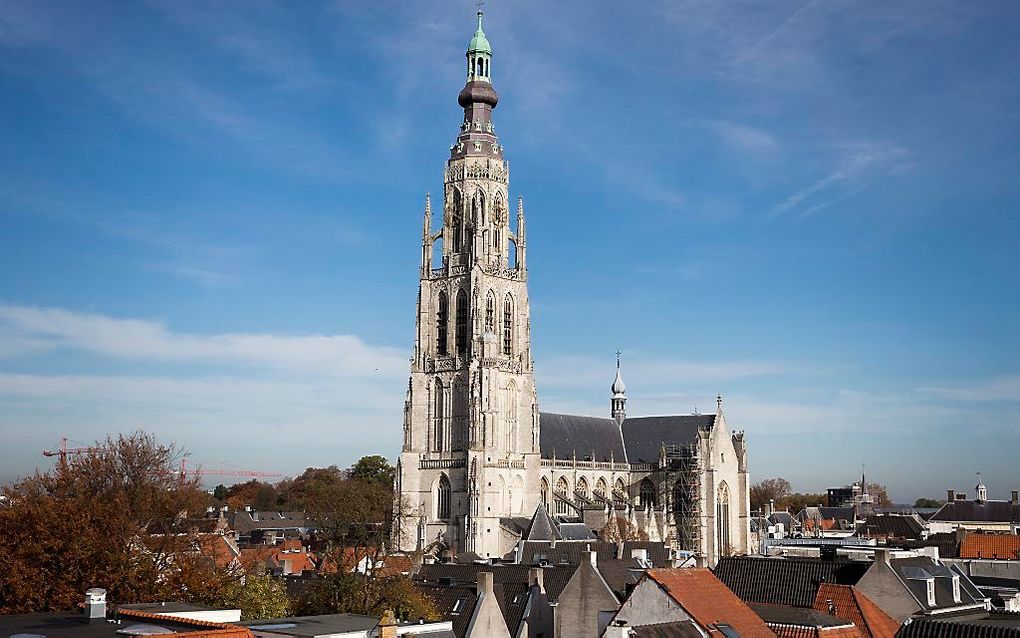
528,567,545,593
85,588,106,622
477,571,495,595
1012,491,1018,505
947,489,955,503
826,599,836,615
378,609,399,638
956,492,966,501
585,550,598,568
874,548,892,565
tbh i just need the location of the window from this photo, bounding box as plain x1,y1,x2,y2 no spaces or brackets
577,477,589,500
503,295,513,355
433,381,445,452
717,482,731,556
452,597,466,613
456,289,469,356
640,479,657,508
541,478,549,507
451,190,463,252
926,578,936,606
595,478,607,497
436,292,448,356
436,476,451,520
485,292,495,332
952,575,961,603
555,477,570,515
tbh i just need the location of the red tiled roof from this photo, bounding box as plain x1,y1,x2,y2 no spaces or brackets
646,568,776,637
813,584,901,638
771,626,862,638
239,543,316,573
118,609,253,638
195,534,240,569
960,533,1020,560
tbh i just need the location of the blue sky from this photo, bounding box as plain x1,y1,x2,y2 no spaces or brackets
1,0,1018,501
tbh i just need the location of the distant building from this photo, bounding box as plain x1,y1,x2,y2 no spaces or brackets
929,486,1020,534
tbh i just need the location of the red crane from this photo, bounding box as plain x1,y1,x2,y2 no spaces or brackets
41,437,102,462
178,458,284,481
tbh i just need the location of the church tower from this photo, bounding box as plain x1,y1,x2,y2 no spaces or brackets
395,9,541,558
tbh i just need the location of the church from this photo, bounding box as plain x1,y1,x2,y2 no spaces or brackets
394,9,751,567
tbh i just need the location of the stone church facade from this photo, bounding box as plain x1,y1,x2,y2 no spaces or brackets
394,10,751,566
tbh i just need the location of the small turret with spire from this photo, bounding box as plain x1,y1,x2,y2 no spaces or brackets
611,351,627,425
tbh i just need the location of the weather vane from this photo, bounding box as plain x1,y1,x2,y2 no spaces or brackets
476,0,485,12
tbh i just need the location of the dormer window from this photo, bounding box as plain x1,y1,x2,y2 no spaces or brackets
926,578,936,606
953,575,961,603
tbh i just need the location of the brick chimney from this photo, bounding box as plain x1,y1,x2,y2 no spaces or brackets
947,489,955,503
378,609,398,638
1012,490,1018,505
478,571,495,595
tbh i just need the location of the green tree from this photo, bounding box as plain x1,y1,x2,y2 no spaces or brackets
213,484,229,501
781,492,829,514
225,570,291,621
914,497,943,508
294,573,437,621
350,455,396,487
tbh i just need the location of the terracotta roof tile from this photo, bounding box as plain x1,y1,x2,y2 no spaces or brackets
118,609,253,638
960,534,1020,560
646,568,776,637
813,584,900,638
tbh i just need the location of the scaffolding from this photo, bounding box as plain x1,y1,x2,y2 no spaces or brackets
663,443,702,554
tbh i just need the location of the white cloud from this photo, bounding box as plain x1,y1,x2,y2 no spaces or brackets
0,304,408,379
709,121,780,155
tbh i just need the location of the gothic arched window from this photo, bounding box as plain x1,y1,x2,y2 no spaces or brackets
455,289,469,356
452,380,467,450
436,475,451,520
436,291,449,356
505,381,517,451
555,476,570,515
503,294,513,356
717,482,731,556
614,478,626,497
433,381,445,452
577,477,589,500
640,478,657,508
595,478,607,498
485,292,495,333
541,478,549,508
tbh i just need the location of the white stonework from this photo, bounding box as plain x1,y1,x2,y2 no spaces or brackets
394,11,751,566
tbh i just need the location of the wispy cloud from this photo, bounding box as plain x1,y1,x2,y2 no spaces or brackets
919,375,1020,402
772,143,912,215
708,120,780,155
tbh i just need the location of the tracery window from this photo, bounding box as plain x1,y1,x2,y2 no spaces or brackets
451,190,463,252
577,477,589,500
436,475,451,520
640,478,657,508
436,291,448,356
717,482,731,556
456,289,469,356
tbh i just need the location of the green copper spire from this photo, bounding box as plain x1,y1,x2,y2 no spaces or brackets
467,9,491,56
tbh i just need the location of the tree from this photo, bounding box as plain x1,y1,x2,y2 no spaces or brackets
224,479,279,510
294,573,438,621
224,570,291,621
914,498,942,508
865,482,891,507
213,484,229,501
750,478,792,511
350,455,395,487
0,431,231,614
781,492,829,514
598,515,649,543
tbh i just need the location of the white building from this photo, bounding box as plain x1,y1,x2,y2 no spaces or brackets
394,9,751,567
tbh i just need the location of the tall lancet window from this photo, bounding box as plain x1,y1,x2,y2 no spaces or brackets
455,289,469,356
717,482,731,556
503,294,513,356
485,292,495,332
451,190,463,252
436,475,451,520
505,381,517,451
436,291,449,356
433,381,445,452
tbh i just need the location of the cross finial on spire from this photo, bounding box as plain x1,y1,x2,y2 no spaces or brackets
476,0,485,13
616,349,622,368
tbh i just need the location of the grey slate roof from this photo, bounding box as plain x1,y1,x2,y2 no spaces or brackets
713,556,870,608
523,504,559,541
621,414,715,463
539,413,626,462
631,621,703,638
414,562,577,604
750,603,854,628
896,611,1020,638
930,500,1020,523
415,584,477,638
889,557,984,612
853,514,925,540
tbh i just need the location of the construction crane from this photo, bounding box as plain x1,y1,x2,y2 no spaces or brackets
178,458,284,481
41,437,102,462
